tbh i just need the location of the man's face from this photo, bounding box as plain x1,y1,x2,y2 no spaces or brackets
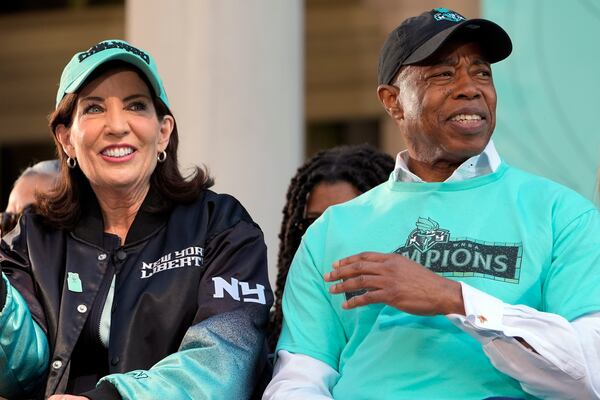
392,40,497,164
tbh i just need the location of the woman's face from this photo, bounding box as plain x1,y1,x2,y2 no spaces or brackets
304,180,361,224
56,67,173,196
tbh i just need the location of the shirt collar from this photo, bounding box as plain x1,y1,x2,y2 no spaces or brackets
393,140,501,183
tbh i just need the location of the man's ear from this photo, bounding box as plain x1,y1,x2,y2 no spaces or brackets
377,85,403,120
55,124,75,158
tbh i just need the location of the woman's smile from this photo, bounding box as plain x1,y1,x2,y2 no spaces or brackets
100,144,137,162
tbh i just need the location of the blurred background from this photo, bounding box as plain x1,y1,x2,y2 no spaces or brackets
1,0,598,285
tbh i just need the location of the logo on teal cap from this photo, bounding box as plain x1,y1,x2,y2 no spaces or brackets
78,40,150,64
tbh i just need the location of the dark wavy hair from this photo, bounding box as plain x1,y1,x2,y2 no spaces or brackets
37,62,213,229
267,144,395,351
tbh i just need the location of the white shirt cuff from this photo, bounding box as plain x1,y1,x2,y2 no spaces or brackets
447,281,506,342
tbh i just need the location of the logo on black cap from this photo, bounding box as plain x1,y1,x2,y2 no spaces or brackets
78,41,150,65
432,8,465,23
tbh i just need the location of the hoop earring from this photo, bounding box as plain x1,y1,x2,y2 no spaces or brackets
67,156,77,169
157,150,167,163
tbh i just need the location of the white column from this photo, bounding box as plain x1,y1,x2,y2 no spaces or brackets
126,0,304,286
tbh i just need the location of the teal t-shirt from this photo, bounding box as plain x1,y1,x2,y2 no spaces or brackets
277,163,600,400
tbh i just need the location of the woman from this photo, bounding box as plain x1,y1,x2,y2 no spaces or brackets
0,40,272,400
268,144,394,351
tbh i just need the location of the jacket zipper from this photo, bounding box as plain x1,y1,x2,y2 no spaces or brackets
89,262,115,347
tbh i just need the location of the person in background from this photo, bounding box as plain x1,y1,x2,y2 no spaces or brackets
268,144,394,351
264,8,600,399
1,160,59,236
0,40,272,400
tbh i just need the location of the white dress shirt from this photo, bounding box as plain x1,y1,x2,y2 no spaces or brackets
264,141,600,399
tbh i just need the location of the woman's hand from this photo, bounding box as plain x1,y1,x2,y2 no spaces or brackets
47,395,90,400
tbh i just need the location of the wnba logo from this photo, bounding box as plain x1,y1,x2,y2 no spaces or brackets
396,217,522,282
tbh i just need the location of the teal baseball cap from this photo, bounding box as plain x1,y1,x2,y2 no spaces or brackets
56,39,170,109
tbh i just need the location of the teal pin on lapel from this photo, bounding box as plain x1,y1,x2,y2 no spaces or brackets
67,272,83,293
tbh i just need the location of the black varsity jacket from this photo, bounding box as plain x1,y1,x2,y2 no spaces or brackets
0,189,273,399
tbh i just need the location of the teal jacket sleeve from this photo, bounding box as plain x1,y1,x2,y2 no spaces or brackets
89,310,266,400
0,273,50,398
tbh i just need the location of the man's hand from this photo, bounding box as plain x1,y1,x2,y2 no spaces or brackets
47,395,89,400
324,252,465,316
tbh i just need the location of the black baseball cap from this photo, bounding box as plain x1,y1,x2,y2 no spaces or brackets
378,8,512,85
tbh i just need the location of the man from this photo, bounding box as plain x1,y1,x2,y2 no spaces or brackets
1,160,59,236
264,8,600,399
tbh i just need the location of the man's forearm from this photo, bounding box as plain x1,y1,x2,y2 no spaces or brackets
448,282,600,398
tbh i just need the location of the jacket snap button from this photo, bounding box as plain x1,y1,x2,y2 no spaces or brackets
98,253,107,261
116,250,127,261
77,304,87,313
52,360,62,369
111,356,120,366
